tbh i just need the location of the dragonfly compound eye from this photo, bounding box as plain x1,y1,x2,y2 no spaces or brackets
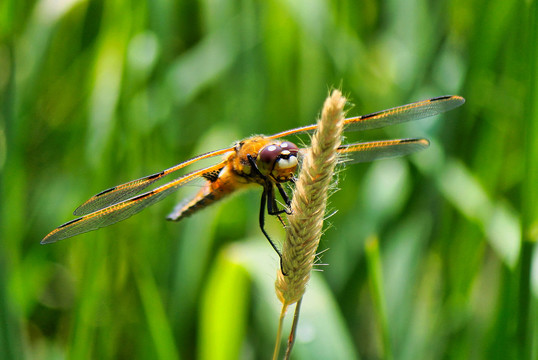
274,141,298,170
258,144,281,167
279,141,299,154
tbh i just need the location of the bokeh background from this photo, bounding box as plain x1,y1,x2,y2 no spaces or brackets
1,0,537,359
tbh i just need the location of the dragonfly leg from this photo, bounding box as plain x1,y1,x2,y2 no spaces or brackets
275,182,292,214
247,154,266,179
260,185,287,275
248,154,291,214
266,183,288,216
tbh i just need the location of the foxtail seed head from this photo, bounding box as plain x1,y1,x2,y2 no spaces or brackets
275,90,346,305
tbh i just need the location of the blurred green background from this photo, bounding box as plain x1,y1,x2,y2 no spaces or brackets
1,0,537,359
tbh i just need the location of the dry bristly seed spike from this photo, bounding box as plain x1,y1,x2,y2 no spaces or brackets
275,90,346,306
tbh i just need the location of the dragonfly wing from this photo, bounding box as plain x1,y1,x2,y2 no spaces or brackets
343,95,465,132
73,147,233,215
338,139,430,164
267,95,464,139
73,173,164,216
41,163,225,244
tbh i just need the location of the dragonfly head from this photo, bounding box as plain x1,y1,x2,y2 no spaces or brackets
257,141,299,182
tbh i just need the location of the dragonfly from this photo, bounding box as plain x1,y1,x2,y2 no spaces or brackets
42,95,465,268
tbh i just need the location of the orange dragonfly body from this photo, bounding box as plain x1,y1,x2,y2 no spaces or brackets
167,136,298,222
42,95,465,257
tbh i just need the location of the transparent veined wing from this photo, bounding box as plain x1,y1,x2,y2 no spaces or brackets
73,147,233,216
337,138,430,164
41,162,226,244
268,95,465,139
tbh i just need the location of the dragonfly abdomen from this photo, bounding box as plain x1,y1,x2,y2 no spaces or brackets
166,166,251,221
